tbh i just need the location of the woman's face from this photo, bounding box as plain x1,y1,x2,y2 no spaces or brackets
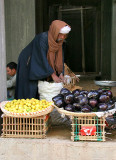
57,33,67,42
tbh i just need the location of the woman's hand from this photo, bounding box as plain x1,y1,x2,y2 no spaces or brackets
51,73,62,83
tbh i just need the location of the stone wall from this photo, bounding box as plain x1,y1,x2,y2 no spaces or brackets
4,0,35,64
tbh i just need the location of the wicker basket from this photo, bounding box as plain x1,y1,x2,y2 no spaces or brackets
1,114,51,138
71,115,106,141
64,63,82,91
0,101,54,118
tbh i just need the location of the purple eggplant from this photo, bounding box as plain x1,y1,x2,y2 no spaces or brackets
98,103,108,111
65,104,75,112
52,94,64,103
97,88,104,95
79,97,88,106
107,103,115,110
72,89,80,96
87,90,99,99
64,93,74,104
89,99,98,108
81,104,92,112
103,90,113,98
54,99,65,108
80,90,88,96
109,99,115,104
112,96,116,102
74,94,85,103
99,94,110,103
73,103,82,111
60,88,71,96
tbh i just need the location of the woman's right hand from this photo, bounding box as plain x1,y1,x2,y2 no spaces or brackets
51,73,62,83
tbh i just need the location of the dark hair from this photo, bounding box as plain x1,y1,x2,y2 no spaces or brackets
7,62,17,70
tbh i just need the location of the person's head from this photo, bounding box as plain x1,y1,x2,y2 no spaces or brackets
57,25,71,42
48,20,71,43
6,62,17,76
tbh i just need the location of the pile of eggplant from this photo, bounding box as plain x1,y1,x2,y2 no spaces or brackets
52,88,115,113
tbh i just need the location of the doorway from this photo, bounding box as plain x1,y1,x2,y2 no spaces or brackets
49,5,101,76
58,6,101,75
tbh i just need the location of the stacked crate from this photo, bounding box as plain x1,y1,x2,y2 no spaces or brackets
1,114,50,138
71,114,106,141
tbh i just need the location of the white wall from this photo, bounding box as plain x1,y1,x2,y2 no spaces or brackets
0,0,7,101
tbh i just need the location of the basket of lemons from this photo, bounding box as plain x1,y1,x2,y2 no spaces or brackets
0,98,54,117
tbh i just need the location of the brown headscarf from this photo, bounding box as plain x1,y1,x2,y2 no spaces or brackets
47,20,71,75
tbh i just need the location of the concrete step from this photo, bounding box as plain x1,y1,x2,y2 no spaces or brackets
0,126,116,160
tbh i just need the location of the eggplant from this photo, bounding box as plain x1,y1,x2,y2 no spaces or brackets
74,94,85,103
112,96,116,102
52,94,64,103
72,89,80,96
79,97,88,106
103,90,113,98
98,103,108,111
64,93,74,104
107,103,115,110
54,99,65,108
89,99,98,108
109,99,115,104
87,90,99,99
60,88,71,96
99,94,110,103
73,103,81,111
80,90,88,96
81,104,92,112
65,104,75,112
97,88,104,95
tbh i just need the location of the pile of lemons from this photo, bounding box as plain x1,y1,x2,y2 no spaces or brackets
5,98,52,113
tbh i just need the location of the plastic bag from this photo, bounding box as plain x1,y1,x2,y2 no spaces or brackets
38,81,63,101
38,81,71,126
50,108,71,126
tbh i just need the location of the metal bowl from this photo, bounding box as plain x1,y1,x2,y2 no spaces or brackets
94,81,116,87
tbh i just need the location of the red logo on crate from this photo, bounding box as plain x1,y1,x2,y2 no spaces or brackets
80,126,96,136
